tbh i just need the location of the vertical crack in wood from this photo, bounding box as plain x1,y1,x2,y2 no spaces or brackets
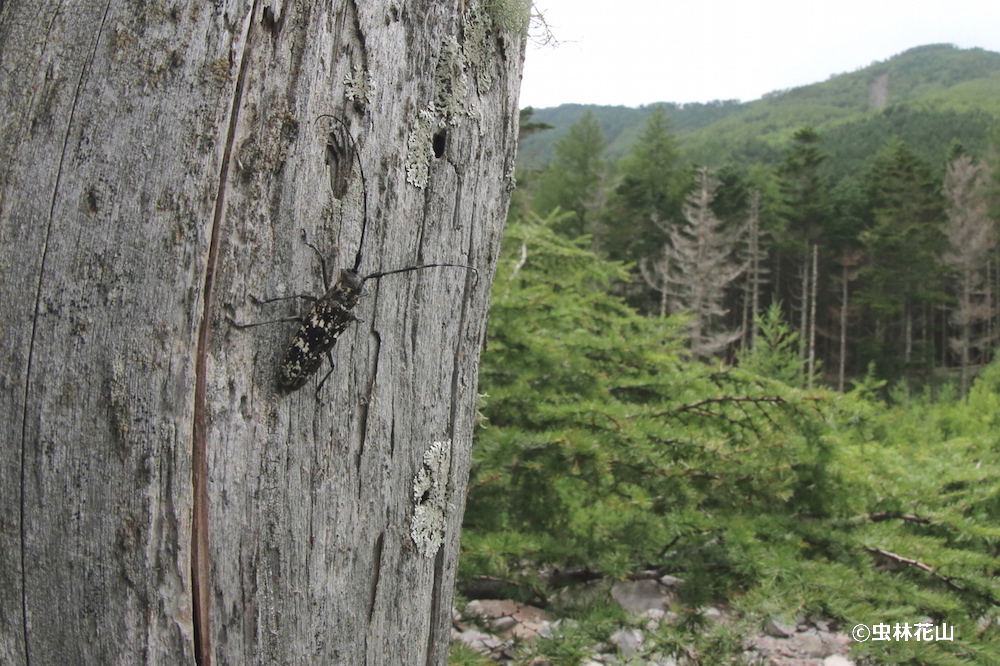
355,330,380,496
366,532,384,624
191,2,260,664
17,3,114,663
423,547,446,666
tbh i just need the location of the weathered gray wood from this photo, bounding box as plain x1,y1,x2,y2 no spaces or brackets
0,1,523,664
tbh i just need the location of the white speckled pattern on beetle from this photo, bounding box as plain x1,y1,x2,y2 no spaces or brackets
278,268,363,390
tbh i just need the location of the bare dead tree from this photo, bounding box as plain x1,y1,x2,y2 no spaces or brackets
836,249,862,392
645,168,748,358
943,155,996,396
740,190,768,350
807,243,819,387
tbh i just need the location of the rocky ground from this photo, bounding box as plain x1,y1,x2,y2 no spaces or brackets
452,576,856,665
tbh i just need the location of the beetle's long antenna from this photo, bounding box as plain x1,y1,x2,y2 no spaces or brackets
364,264,479,282
316,114,368,272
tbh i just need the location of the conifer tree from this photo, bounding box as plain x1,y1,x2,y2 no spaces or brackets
533,111,609,239
736,302,806,385
858,138,947,384
601,105,684,263
777,127,831,364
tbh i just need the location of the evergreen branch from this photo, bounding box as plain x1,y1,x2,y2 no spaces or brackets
592,411,623,432
844,511,932,525
863,546,967,592
863,546,1000,606
640,395,787,419
675,395,789,413
683,407,750,432
468,473,504,491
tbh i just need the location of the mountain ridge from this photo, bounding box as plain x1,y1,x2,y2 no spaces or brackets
516,43,1000,174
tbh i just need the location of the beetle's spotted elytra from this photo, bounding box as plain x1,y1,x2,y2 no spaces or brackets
277,266,364,391
227,115,477,395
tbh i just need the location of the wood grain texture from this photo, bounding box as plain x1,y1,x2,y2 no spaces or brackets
0,0,523,663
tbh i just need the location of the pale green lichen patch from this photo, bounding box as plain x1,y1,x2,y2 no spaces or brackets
404,0,527,188
344,63,375,110
462,4,496,95
404,35,470,188
405,107,440,189
504,164,517,192
432,35,470,123
483,0,531,35
410,439,453,558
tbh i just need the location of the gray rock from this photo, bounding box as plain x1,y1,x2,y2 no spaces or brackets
537,620,556,639
796,630,833,658
556,579,614,607
609,628,644,657
454,628,509,655
611,579,668,614
465,598,517,618
513,604,552,623
455,628,493,644
492,615,517,632
513,619,548,641
658,574,684,587
640,608,669,630
822,656,855,666
702,606,724,623
764,617,797,638
641,608,667,622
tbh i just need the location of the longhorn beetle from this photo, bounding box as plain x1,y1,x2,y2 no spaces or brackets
228,115,477,394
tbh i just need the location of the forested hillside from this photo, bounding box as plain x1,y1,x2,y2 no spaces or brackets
452,42,1000,666
517,44,1000,178
456,217,1000,664
509,43,1000,393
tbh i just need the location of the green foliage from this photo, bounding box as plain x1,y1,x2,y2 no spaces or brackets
817,105,997,182
523,606,757,665
532,111,609,238
517,45,1000,178
778,126,832,244
448,641,494,666
855,138,948,379
600,105,686,262
737,302,808,385
462,215,1000,664
481,0,531,34
516,101,744,170
472,43,1000,664
824,362,1000,664
467,213,844,582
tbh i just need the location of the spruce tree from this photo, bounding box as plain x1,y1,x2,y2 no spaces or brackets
777,127,831,366
533,111,609,239
600,105,684,263
858,138,947,384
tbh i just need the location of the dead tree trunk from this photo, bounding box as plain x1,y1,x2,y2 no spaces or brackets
807,243,818,387
0,1,524,664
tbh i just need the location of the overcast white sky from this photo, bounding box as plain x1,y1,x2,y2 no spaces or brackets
519,0,1000,108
